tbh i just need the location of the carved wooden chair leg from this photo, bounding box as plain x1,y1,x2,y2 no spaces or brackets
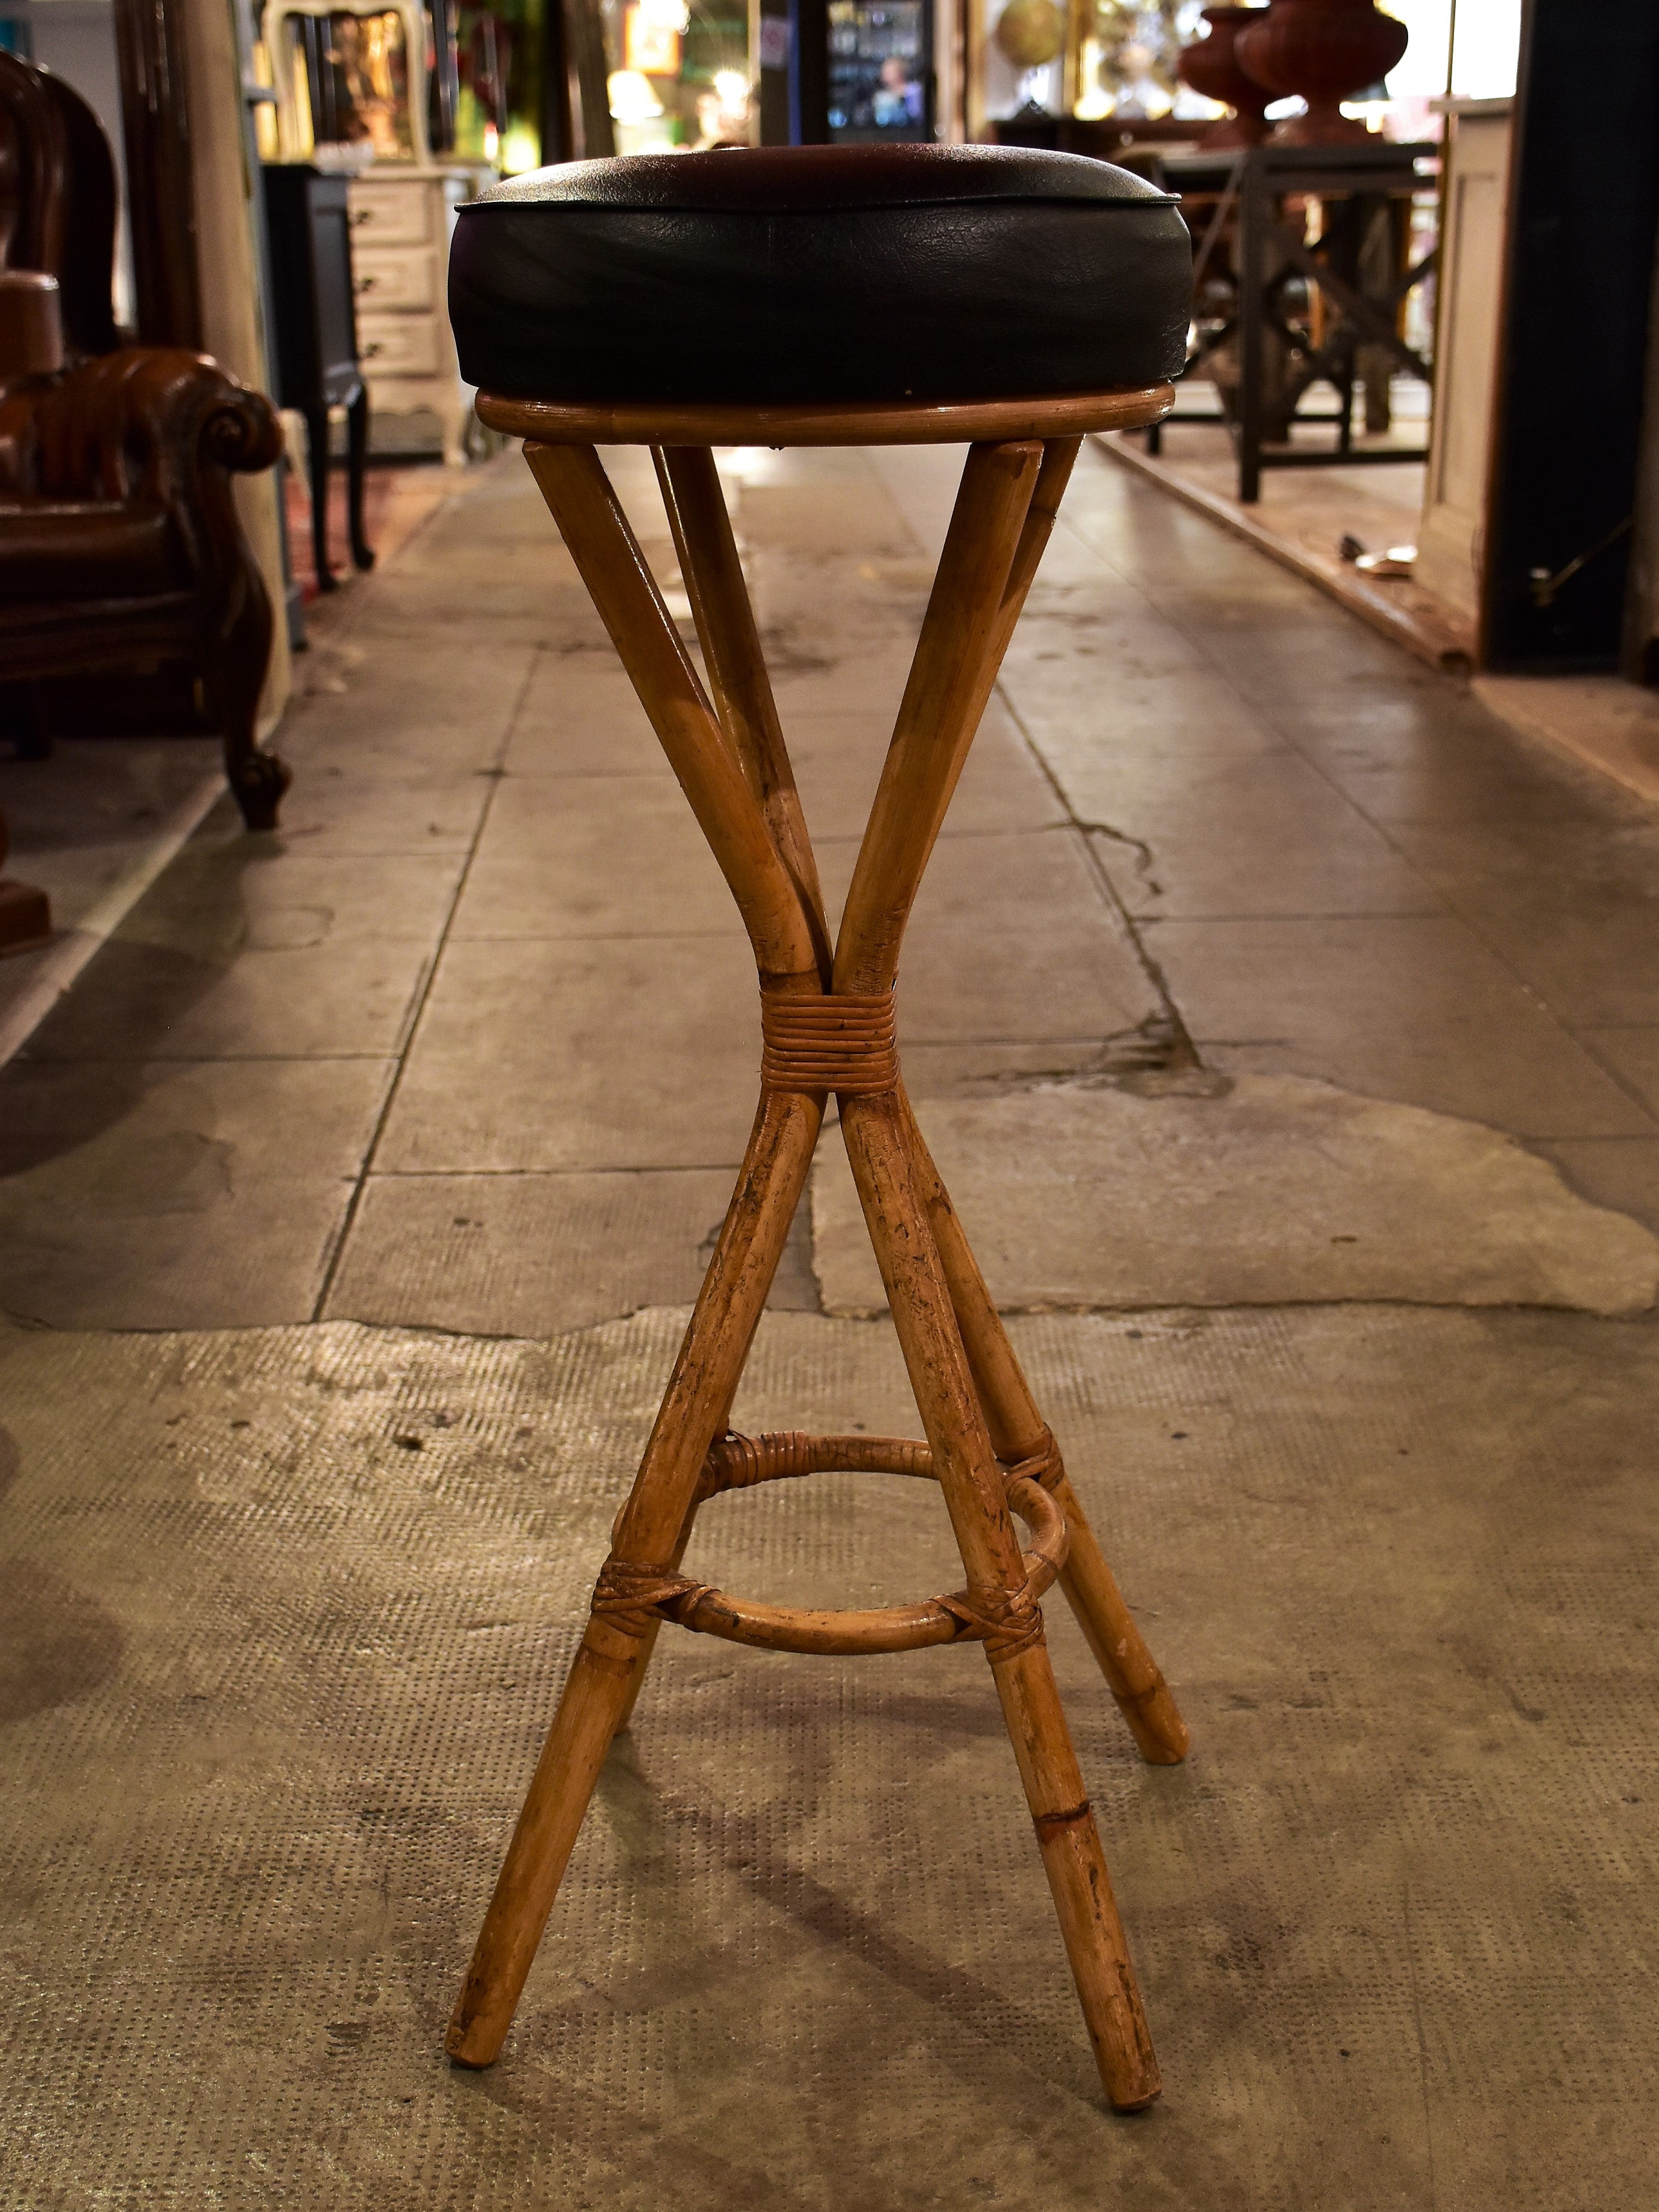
347,385,376,573
306,403,336,593
210,558,292,833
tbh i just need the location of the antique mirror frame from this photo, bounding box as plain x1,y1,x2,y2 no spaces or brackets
263,0,432,166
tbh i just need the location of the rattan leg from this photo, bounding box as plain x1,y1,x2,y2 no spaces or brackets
655,444,833,985
839,1090,1160,2110
445,1612,646,2067
603,436,844,1747
447,1095,819,2064
990,1640,1162,2108
896,1088,1190,1766
445,1047,823,2066
607,1522,688,1739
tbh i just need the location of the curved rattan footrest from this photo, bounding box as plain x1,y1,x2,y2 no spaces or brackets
594,1432,1068,1658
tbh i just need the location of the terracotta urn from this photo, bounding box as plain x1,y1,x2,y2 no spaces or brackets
1235,0,1409,145
1177,7,1274,150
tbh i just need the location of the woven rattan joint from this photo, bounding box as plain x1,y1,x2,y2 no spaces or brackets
596,1431,1067,1657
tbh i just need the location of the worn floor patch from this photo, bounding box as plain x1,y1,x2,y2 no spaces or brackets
811,1076,1659,1317
3,1303,1657,2208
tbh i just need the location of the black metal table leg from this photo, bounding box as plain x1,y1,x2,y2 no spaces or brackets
306,405,336,591
347,383,375,573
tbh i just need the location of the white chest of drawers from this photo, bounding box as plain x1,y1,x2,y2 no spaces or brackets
347,164,491,464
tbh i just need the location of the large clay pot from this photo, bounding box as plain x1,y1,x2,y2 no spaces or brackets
1236,0,1408,145
1177,7,1274,150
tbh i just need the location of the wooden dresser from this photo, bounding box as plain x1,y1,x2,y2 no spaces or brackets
345,165,491,464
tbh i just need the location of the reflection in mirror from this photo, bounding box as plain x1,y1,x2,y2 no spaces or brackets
263,0,433,165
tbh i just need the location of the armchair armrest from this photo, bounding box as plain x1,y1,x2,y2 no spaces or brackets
2,348,280,532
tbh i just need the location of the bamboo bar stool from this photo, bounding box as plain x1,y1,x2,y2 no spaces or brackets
444,143,1194,2111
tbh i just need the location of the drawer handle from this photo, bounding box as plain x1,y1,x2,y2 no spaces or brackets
354,274,377,294
349,208,374,227
362,341,383,359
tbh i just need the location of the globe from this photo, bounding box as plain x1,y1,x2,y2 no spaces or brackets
994,0,1066,70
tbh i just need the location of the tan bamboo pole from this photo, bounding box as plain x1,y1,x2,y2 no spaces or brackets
447,1085,822,2067
611,446,842,1738
984,436,1081,688
608,1511,689,1738
614,1094,822,1561
840,1091,1024,1586
895,1087,1190,1766
928,436,1081,833
617,432,1088,1725
845,434,1188,1764
450,448,831,2061
834,439,1042,997
992,1645,1162,2108
445,1607,643,2068
829,443,1165,2102
840,1091,1160,2110
654,445,833,986
524,441,819,987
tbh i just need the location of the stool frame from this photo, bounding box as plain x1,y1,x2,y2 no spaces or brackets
446,385,1188,2111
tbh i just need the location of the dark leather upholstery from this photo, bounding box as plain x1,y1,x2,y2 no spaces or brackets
0,502,178,597
449,145,1191,405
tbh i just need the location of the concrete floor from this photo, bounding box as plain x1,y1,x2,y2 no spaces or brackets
2,440,1658,2206
5,1302,1658,2208
1102,406,1659,807
4,441,1658,1330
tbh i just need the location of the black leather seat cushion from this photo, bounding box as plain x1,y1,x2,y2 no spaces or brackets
448,144,1191,406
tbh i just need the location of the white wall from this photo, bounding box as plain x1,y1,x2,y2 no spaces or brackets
4,0,134,323
1382,0,1523,99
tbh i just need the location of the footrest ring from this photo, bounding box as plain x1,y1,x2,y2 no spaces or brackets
593,1432,1067,1658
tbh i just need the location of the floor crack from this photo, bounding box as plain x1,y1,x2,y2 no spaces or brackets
996,685,1203,1074
1068,816,1164,899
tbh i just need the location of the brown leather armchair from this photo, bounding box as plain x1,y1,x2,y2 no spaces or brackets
0,51,291,829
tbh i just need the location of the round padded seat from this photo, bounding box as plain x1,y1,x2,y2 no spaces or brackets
448,143,1191,407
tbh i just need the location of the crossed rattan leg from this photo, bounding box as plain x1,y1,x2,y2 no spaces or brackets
605,440,837,1745
446,1089,822,2067
895,1088,1189,1766
840,1089,1160,2108
446,427,1183,2109
652,430,1187,1769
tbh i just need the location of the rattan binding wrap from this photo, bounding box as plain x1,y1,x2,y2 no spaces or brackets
760,989,898,1095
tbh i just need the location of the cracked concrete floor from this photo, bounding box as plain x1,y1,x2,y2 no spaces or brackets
3,440,1658,1333
2,441,1659,2206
